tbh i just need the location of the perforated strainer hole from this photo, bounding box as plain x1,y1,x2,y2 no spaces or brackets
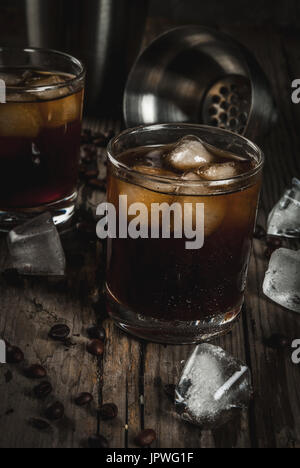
202,75,251,135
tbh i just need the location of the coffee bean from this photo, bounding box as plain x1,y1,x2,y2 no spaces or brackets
49,324,70,341
99,403,118,420
265,334,288,349
87,326,106,341
7,346,24,364
29,418,51,431
45,401,64,421
34,382,53,399
75,392,93,407
135,429,156,447
87,339,104,357
26,365,47,379
254,225,266,240
88,435,109,448
164,384,176,402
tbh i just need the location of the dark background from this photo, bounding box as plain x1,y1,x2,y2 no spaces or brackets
0,0,300,46
149,0,300,26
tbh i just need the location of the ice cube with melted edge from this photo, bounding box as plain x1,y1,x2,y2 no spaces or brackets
30,73,72,101
41,92,82,128
198,161,240,181
7,212,66,276
166,135,215,171
268,178,300,238
0,101,43,138
176,344,252,429
132,165,175,178
111,169,175,230
263,248,300,313
177,172,227,237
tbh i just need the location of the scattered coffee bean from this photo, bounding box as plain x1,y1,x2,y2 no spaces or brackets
164,384,176,402
87,326,106,341
5,408,14,416
34,381,53,399
29,418,51,431
88,435,109,448
75,392,93,407
49,324,70,341
254,224,266,240
7,346,24,364
99,403,118,420
265,334,288,349
26,365,47,379
135,429,157,447
87,339,104,357
45,401,64,421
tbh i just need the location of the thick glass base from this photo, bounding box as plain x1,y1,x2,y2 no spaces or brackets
0,192,77,232
106,286,243,345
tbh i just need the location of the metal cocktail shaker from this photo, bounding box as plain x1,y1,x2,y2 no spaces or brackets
25,0,149,116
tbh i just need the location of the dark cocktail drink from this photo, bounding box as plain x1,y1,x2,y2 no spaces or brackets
0,49,85,228
106,125,263,344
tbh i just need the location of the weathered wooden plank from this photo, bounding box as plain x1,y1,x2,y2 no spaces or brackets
224,26,300,448
0,234,101,448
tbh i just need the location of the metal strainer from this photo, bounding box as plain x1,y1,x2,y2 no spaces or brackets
124,26,275,140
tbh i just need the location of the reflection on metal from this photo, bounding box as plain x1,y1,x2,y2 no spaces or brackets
25,0,149,116
124,26,275,141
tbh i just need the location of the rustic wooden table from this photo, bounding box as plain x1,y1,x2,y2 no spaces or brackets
1,21,300,449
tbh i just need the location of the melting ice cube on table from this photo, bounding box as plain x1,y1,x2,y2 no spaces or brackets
268,178,300,238
175,344,252,429
7,212,66,276
263,248,300,313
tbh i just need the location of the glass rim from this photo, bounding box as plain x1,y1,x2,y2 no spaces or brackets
0,46,85,93
107,123,264,188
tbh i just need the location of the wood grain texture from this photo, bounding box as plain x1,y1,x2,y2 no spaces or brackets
1,21,300,448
